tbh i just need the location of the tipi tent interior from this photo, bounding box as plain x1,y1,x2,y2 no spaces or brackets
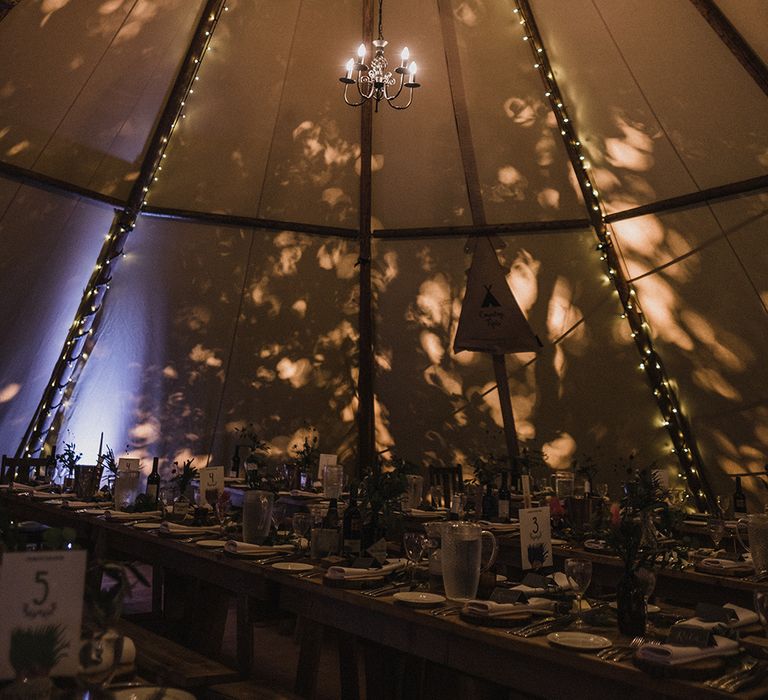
1,0,767,511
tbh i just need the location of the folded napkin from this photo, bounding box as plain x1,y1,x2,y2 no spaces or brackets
464,597,554,617
699,557,749,570
104,509,162,521
78,633,136,677
158,521,217,535
682,603,759,630
31,490,74,499
224,540,295,555
326,559,408,580
289,490,323,498
60,500,96,509
635,635,739,666
511,571,572,595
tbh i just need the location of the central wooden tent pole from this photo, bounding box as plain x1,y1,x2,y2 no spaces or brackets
437,0,520,476
356,0,376,476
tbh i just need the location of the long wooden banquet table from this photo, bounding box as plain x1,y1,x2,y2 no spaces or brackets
3,491,768,699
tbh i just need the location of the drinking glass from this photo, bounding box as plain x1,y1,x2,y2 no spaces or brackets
565,558,592,627
597,483,609,499
555,473,575,499
708,517,726,552
755,590,768,633
403,532,428,589
113,469,141,511
716,495,731,519
242,490,274,544
292,512,312,553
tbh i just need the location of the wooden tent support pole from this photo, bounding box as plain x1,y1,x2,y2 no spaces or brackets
492,354,520,479
355,0,375,477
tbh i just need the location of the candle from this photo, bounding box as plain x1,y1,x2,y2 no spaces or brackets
345,58,354,79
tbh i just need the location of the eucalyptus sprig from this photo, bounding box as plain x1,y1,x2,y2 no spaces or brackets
171,458,197,493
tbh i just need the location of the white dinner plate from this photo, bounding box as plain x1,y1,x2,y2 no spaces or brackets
272,562,314,572
551,538,568,546
608,601,660,614
496,574,508,583
547,631,612,652
195,539,227,549
111,688,195,700
393,591,446,607
133,522,161,530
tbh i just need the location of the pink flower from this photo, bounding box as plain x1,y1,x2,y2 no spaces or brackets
610,502,621,527
549,495,565,517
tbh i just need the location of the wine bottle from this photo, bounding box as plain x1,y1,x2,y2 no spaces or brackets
498,470,511,523
231,445,241,479
734,476,747,515
146,457,160,506
323,498,339,529
342,487,362,556
481,483,498,520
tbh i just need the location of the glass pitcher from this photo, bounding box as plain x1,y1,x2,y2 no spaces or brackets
242,490,274,544
441,522,497,601
736,513,768,575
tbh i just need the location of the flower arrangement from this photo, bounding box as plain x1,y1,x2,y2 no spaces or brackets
171,458,198,494
56,440,81,482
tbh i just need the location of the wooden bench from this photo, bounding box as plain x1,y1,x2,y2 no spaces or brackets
114,619,239,690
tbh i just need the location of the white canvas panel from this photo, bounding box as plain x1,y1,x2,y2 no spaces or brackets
373,231,668,493
258,0,361,229
590,0,768,190
715,0,768,67
150,1,303,216
62,214,251,471
210,231,358,468
0,178,114,454
451,0,585,223
631,235,768,497
371,0,472,230
0,0,203,200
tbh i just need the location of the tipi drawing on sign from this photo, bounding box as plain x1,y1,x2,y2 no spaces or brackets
454,238,542,355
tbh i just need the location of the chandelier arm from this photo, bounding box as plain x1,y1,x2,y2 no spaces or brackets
356,76,375,101
386,88,414,110
343,82,368,107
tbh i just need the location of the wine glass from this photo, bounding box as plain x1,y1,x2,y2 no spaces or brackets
716,495,731,519
597,483,609,500
708,517,726,553
292,512,312,554
565,558,592,627
403,532,428,589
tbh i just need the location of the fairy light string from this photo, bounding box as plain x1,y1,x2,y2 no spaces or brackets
512,0,715,512
18,0,229,458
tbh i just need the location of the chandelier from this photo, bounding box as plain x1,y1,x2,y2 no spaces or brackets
339,0,420,111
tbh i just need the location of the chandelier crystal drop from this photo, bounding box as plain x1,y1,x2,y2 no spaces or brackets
339,0,420,111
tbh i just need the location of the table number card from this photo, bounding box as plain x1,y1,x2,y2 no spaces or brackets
0,550,87,679
199,466,225,499
518,506,553,571
318,453,337,481
117,457,140,472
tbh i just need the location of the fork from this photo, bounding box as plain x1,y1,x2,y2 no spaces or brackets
507,616,558,637
705,657,759,690
596,636,648,662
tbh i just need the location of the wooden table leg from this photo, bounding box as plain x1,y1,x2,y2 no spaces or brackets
236,593,254,676
294,617,324,698
336,630,360,700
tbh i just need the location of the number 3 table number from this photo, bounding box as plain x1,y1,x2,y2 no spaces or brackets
518,506,553,571
0,550,86,679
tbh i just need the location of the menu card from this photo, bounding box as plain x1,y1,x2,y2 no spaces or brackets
0,550,86,679
519,506,553,570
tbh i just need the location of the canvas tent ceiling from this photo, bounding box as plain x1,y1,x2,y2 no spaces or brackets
0,0,765,506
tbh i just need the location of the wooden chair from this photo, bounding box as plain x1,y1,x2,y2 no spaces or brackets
0,453,56,486
427,464,463,508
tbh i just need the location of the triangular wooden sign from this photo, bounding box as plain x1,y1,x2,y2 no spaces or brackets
454,237,543,354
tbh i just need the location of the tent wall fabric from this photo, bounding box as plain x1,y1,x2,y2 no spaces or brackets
0,0,765,507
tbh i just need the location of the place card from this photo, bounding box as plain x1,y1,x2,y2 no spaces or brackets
318,453,337,480
667,624,714,648
521,573,550,589
518,506,553,570
695,602,738,623
0,550,87,679
199,466,225,500
117,457,140,472
490,588,526,604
